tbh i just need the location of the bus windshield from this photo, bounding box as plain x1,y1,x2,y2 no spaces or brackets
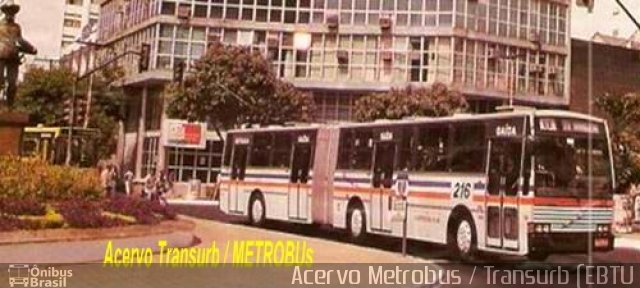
532,136,613,199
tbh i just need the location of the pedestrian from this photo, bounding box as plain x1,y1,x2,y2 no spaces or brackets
100,164,111,197
123,169,134,196
635,193,640,224
154,170,165,201
108,165,118,197
143,170,156,200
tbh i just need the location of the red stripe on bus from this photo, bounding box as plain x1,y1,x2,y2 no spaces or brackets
219,180,311,190
222,180,613,208
532,197,613,207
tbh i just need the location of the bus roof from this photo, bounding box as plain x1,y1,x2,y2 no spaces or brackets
227,124,322,134
227,109,606,134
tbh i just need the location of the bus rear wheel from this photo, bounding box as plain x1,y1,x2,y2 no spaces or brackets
347,204,366,242
248,194,265,226
448,215,477,262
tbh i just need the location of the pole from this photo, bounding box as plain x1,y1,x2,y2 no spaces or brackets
83,74,94,128
402,195,408,257
65,80,77,165
508,59,514,107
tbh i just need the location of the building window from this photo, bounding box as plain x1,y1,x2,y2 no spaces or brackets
142,137,160,177
64,19,82,28
167,140,223,183
66,0,83,6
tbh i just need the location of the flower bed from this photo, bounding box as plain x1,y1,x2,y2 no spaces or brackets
0,196,177,232
0,157,101,201
0,156,179,232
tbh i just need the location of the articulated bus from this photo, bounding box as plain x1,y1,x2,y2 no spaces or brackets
219,109,615,260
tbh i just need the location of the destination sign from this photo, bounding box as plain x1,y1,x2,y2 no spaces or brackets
297,135,310,143
380,131,393,141
537,118,602,135
537,118,604,134
234,137,250,145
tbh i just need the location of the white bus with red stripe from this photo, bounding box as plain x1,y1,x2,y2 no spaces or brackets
219,109,615,261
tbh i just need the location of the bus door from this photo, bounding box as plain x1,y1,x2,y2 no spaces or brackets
229,144,248,214
288,143,312,220
486,138,522,250
370,141,395,232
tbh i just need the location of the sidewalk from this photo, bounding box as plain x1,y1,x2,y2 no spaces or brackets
616,231,640,249
167,199,218,206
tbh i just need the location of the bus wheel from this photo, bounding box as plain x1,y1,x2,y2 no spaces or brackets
448,215,477,262
248,194,265,226
347,204,366,241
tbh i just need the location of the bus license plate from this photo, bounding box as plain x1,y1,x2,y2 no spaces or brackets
595,238,609,248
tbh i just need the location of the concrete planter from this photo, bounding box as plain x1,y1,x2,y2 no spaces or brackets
0,111,29,156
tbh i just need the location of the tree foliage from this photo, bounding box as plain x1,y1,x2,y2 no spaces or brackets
354,83,468,122
166,42,314,132
595,92,640,193
16,66,125,163
16,67,75,126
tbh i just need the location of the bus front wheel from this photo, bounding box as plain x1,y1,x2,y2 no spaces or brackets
448,215,477,262
347,204,366,242
248,194,266,226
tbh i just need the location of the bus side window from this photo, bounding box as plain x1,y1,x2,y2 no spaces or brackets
397,126,415,171
249,132,272,168
272,132,292,168
450,123,486,173
337,130,353,170
414,125,449,172
352,129,373,171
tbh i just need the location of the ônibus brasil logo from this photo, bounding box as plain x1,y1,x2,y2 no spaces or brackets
8,264,72,288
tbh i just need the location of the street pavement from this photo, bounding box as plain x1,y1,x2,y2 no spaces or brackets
2,202,638,288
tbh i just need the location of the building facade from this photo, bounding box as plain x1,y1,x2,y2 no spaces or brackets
570,38,640,116
95,0,572,190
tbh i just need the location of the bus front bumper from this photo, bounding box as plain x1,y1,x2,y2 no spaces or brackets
528,232,614,254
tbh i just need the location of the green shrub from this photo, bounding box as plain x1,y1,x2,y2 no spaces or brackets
0,157,102,201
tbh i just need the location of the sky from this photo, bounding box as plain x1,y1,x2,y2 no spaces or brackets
572,0,640,40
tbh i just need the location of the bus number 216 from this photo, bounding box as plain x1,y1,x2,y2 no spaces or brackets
452,182,471,200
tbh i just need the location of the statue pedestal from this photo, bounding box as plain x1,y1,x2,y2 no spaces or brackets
0,111,29,156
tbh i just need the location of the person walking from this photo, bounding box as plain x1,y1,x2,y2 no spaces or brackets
107,165,118,197
143,170,156,200
100,164,111,197
123,169,134,196
634,192,640,224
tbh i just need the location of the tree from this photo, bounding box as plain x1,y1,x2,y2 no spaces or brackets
16,67,75,126
595,92,640,193
16,66,125,163
166,42,314,137
353,83,468,122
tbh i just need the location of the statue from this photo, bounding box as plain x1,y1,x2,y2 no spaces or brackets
0,0,37,108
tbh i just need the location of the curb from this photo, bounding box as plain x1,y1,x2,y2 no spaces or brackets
615,236,640,250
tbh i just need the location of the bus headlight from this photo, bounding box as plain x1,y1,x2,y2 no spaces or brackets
597,224,611,233
530,223,550,234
